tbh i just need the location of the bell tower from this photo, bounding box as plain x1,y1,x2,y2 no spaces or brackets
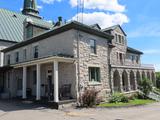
22,0,41,19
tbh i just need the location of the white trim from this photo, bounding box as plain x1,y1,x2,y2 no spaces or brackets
11,56,76,68
22,66,27,99
54,60,59,102
87,64,101,68
36,64,41,100
111,65,155,70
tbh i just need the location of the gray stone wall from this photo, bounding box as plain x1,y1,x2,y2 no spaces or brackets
73,30,111,100
4,30,75,65
111,66,156,93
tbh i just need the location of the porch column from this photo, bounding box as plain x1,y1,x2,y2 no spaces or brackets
119,74,124,92
22,66,27,99
54,60,59,102
36,64,41,100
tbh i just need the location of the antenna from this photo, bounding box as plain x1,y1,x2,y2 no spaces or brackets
77,0,84,23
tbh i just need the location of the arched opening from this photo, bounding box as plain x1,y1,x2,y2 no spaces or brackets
142,71,146,79
130,71,136,90
122,70,129,92
152,72,156,86
147,71,151,80
136,71,141,86
113,70,121,92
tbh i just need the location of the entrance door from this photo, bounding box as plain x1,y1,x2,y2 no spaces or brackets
46,68,54,101
47,75,54,101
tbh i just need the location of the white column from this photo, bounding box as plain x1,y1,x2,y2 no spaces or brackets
36,64,41,100
22,66,27,99
54,60,59,102
0,52,4,67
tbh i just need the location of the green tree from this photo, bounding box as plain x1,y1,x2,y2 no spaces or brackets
139,78,153,96
156,72,160,88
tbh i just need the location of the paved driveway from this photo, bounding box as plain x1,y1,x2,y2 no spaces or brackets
0,100,160,120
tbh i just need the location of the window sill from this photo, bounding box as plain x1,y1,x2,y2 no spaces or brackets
88,82,102,86
89,53,98,57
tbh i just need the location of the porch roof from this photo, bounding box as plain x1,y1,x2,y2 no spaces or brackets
8,56,76,68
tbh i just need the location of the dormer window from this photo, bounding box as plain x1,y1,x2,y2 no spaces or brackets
26,25,33,39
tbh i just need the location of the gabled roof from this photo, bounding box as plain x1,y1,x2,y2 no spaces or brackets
0,8,53,42
127,47,143,55
2,21,113,52
102,24,127,36
90,24,101,30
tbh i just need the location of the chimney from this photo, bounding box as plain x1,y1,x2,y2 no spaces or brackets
54,16,63,27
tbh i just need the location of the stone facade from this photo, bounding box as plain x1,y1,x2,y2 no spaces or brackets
73,31,111,100
107,25,156,93
0,23,156,102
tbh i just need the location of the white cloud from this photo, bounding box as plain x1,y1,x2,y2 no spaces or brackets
69,0,125,12
128,23,160,38
155,64,160,72
71,12,129,29
41,0,62,4
37,5,43,9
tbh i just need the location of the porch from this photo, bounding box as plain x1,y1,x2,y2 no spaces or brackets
2,56,77,107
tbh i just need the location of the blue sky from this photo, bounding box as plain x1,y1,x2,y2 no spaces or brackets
1,0,160,71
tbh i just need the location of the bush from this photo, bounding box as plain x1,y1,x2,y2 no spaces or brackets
80,89,99,107
109,93,129,103
128,93,138,100
139,78,153,96
137,92,146,99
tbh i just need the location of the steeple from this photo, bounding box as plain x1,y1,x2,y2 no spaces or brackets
22,0,41,19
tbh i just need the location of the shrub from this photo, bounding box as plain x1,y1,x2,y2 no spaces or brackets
137,92,146,99
128,93,138,100
80,89,99,107
139,78,153,96
109,93,129,103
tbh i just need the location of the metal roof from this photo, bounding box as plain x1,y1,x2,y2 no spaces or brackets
2,21,114,52
0,8,53,42
127,47,143,55
102,24,127,36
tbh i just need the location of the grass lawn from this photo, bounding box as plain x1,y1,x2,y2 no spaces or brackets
98,99,156,107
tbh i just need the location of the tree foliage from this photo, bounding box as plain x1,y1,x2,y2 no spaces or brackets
156,72,160,88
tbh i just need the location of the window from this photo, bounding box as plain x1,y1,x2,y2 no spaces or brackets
119,53,123,64
33,46,38,58
115,34,118,42
121,36,124,44
118,35,121,43
26,26,33,39
89,67,100,82
23,49,27,60
116,52,119,60
136,56,139,63
7,54,10,65
90,39,96,54
15,52,19,63
131,55,135,62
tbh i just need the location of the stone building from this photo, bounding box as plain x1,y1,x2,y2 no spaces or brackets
0,0,155,106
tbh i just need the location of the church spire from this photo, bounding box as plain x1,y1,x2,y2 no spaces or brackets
22,0,41,19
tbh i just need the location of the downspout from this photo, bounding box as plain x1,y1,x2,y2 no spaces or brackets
108,45,112,94
76,29,81,104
